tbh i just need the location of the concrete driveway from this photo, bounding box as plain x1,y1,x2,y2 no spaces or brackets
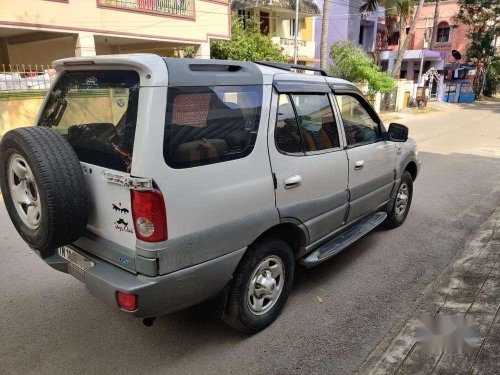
1,99,499,374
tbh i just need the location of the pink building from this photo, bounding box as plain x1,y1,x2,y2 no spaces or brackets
379,0,473,100
406,0,469,65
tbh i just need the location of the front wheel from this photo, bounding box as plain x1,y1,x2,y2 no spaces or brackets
222,238,295,333
383,171,413,228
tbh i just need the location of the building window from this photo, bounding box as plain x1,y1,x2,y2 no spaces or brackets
238,10,251,29
289,19,297,37
437,22,450,43
388,32,399,46
289,19,303,37
359,25,365,45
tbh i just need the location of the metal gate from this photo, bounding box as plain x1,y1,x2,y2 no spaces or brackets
380,89,397,113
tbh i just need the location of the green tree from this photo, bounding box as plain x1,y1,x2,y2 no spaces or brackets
483,56,500,97
181,46,195,58
329,41,396,93
363,0,425,78
211,17,288,62
429,0,441,50
455,0,500,97
385,0,415,54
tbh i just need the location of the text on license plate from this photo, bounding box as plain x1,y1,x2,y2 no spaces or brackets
58,247,94,282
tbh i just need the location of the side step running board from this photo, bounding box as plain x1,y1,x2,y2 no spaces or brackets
300,212,387,268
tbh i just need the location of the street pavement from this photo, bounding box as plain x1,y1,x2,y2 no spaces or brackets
359,206,499,374
0,99,499,375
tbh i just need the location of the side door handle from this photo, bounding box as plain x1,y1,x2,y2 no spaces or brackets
354,160,364,170
284,175,302,189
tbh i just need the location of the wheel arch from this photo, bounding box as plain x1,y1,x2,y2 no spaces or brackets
404,160,418,181
249,220,309,259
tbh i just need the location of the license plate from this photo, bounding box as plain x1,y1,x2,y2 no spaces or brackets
58,246,94,282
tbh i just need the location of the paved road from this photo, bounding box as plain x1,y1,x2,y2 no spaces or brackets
1,99,499,375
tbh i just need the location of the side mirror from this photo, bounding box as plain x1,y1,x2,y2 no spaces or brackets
387,123,408,142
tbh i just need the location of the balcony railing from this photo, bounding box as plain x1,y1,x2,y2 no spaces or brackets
98,0,194,17
1,65,56,91
279,37,307,47
271,37,315,59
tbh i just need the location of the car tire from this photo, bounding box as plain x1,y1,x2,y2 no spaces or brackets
0,127,90,253
222,238,295,333
383,170,413,229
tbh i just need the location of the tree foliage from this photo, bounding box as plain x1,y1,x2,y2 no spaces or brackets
328,41,396,93
211,17,288,62
385,0,416,52
484,56,500,97
388,0,425,78
362,0,423,78
455,0,500,96
181,46,195,58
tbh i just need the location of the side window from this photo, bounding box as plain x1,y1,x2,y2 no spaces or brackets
275,94,302,154
164,85,262,168
292,94,340,152
335,94,380,146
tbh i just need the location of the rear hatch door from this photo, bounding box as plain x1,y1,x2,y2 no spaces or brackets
38,69,142,272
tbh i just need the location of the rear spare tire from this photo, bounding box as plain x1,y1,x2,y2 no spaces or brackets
0,127,89,253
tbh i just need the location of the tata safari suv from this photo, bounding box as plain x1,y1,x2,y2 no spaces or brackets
0,55,420,332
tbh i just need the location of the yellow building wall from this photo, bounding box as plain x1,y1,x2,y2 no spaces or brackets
0,91,131,136
0,0,230,44
7,36,76,66
300,17,314,42
5,34,181,66
0,97,43,136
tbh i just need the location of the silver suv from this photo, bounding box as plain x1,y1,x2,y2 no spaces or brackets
0,55,420,332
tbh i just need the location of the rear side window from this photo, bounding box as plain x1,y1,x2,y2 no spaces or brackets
275,93,340,154
38,70,139,173
292,94,340,152
164,85,262,168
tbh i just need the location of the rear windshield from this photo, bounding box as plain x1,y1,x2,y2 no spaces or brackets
38,70,140,173
164,85,262,168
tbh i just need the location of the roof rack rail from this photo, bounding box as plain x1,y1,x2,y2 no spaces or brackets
254,61,331,77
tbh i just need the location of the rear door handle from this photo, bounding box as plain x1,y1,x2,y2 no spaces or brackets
354,160,364,170
284,175,302,189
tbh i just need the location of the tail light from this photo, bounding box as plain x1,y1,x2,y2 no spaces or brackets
116,291,138,311
131,189,167,242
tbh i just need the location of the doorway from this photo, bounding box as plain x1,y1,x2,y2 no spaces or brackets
260,12,270,35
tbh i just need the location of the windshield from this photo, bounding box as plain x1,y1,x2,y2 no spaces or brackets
38,70,140,173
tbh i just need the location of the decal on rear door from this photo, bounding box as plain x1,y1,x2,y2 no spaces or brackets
112,202,134,234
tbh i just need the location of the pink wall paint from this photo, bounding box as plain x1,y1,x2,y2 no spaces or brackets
386,1,469,64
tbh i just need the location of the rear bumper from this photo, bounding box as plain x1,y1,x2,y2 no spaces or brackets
40,247,245,318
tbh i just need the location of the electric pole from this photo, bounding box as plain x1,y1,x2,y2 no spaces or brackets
294,0,299,65
418,16,430,85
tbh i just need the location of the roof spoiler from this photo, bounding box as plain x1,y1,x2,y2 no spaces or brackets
254,61,331,77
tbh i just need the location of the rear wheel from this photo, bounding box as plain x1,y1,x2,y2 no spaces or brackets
223,238,294,333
